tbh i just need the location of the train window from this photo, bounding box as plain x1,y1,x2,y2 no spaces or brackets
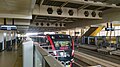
53,40,72,50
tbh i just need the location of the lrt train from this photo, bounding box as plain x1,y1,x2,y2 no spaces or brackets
31,34,74,67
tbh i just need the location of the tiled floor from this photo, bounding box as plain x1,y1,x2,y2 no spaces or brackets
0,51,17,67
0,47,22,67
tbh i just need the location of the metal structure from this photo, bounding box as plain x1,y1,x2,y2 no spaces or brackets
0,0,120,32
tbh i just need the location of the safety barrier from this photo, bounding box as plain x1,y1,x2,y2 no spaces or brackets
34,45,64,67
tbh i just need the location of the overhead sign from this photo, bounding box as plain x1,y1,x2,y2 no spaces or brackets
0,25,17,30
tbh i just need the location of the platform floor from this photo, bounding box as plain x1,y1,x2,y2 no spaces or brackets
0,47,22,67
79,44,97,50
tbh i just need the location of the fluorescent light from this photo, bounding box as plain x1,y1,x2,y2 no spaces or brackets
1,25,16,27
44,32,55,35
25,33,39,36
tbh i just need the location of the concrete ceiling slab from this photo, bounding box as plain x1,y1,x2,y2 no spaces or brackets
0,0,36,19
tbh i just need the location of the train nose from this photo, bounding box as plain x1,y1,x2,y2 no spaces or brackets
61,61,71,67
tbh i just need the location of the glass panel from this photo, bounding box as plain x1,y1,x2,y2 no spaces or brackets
35,48,43,67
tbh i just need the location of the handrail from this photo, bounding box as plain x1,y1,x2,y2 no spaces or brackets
34,45,64,67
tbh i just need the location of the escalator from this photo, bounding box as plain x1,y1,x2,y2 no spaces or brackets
90,26,104,36
82,27,98,36
82,26,104,37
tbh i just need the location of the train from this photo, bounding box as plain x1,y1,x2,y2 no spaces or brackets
81,36,120,56
30,34,74,67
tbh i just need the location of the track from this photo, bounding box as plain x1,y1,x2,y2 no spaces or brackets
75,47,120,65
73,58,90,67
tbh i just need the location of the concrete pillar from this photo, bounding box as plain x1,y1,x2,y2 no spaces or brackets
0,31,4,51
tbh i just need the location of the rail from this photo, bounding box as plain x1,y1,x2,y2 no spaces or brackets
34,45,64,67
75,51,120,67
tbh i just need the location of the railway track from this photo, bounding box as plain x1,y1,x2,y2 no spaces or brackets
73,58,90,67
76,47,120,64
74,47,120,67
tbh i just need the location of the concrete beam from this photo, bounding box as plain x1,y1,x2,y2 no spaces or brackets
0,19,30,25
33,5,102,19
0,0,36,19
51,0,120,8
65,8,120,29
66,19,104,29
0,14,32,19
103,8,120,21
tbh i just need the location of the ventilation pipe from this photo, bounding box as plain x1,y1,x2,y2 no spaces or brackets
4,18,6,25
12,19,14,25
110,23,112,28
107,23,109,28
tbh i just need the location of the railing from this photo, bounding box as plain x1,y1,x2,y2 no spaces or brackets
34,45,64,67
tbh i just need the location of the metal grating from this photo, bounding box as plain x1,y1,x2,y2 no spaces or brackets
64,3,84,8
42,0,64,7
28,26,64,32
84,5,101,10
90,0,120,4
99,7,112,11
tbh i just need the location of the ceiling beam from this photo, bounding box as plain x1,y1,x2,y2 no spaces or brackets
53,17,68,24
64,8,120,29
51,0,120,8
94,6,105,10
60,1,68,7
39,0,44,5
31,15,37,23
33,5,102,19
78,4,90,10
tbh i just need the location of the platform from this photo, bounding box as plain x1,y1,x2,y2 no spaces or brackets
110,50,120,56
79,44,97,50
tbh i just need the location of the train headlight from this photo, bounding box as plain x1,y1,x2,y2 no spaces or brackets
53,51,57,55
65,61,70,67
60,52,67,57
71,59,74,62
72,50,74,56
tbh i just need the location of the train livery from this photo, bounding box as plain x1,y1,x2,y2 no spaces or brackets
31,34,74,67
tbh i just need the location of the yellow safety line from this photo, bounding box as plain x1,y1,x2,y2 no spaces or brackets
90,26,104,36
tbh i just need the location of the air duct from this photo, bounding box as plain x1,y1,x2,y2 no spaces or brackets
47,23,50,26
36,23,39,26
59,23,62,27
84,11,89,17
68,10,74,16
98,12,102,17
63,24,66,26
47,7,53,14
55,23,58,26
57,8,62,15
91,11,96,17
40,23,44,26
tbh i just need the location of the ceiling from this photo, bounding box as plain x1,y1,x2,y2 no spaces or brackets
29,0,120,32
0,0,120,33
0,0,36,19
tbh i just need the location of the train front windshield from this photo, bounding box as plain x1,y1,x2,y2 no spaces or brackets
53,40,72,50
50,35,72,50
